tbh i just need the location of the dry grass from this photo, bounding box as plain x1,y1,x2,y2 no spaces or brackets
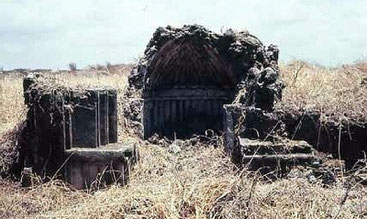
0,66,132,140
48,69,129,90
0,61,366,218
0,74,26,136
41,145,237,218
0,179,87,218
0,144,366,218
278,60,367,122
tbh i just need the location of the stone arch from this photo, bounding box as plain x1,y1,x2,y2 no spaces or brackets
145,39,235,89
142,38,236,139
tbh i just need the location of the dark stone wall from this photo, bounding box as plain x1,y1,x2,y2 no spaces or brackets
143,98,227,139
22,74,118,177
125,25,284,139
223,104,367,167
23,75,67,175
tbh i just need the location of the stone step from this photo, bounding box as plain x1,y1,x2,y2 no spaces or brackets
241,154,321,171
239,138,313,155
64,143,138,189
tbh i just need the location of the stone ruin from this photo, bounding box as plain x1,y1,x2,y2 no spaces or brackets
127,25,284,139
223,106,367,169
123,25,319,172
125,25,366,171
22,74,138,189
19,25,366,188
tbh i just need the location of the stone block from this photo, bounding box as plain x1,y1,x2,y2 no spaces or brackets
236,138,321,172
64,143,137,189
22,74,133,188
72,100,99,148
241,154,320,171
238,138,313,155
70,89,118,148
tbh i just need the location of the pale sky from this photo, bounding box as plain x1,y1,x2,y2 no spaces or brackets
0,0,366,70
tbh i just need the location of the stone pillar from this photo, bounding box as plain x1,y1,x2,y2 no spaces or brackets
158,100,165,135
171,100,176,123
99,90,109,145
64,106,72,149
153,100,159,131
108,90,118,143
178,100,184,121
223,105,235,155
143,100,154,139
164,100,170,125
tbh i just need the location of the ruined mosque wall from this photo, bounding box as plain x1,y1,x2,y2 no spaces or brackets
123,25,284,139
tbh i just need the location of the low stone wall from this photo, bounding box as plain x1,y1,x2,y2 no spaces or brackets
224,104,367,168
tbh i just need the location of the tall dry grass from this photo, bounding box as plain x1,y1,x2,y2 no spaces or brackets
0,144,366,218
278,61,367,122
0,66,132,140
0,62,366,218
0,74,26,136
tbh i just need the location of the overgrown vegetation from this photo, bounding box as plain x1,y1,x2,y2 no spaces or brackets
277,60,367,123
0,74,26,136
0,61,366,218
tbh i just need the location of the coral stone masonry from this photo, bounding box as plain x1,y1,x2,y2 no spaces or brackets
22,74,137,189
127,25,284,139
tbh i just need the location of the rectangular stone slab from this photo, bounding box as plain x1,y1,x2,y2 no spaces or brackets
64,143,137,162
72,104,99,148
241,154,320,170
239,138,313,155
64,143,138,189
72,90,99,148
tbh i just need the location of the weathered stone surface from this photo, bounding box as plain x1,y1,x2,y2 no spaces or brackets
238,138,313,155
108,90,118,143
23,81,67,175
223,104,283,155
236,66,284,111
21,75,123,183
223,104,367,169
124,25,284,139
130,26,282,91
72,93,99,148
99,90,109,145
233,138,321,172
64,143,137,162
241,154,320,171
64,143,138,189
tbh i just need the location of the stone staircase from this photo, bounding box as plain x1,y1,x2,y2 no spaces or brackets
235,138,321,173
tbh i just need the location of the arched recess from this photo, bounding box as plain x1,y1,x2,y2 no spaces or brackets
143,38,236,139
